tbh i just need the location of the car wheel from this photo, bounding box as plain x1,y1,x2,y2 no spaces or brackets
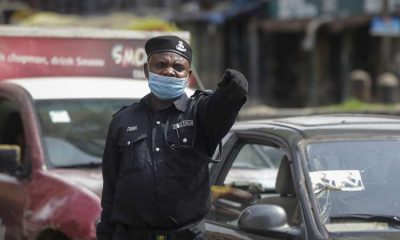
36,229,70,240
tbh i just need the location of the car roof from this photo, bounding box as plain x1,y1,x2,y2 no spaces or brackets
1,77,194,100
234,114,400,138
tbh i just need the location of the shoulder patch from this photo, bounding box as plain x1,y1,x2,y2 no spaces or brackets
112,102,138,117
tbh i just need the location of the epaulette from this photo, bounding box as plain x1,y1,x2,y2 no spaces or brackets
112,102,138,117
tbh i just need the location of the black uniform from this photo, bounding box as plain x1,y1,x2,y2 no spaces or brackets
97,72,247,240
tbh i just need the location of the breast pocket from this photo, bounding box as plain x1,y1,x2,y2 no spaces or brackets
167,124,194,148
117,133,148,173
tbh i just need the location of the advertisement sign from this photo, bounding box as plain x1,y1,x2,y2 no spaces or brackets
0,27,193,83
0,36,148,80
268,0,374,20
370,16,400,36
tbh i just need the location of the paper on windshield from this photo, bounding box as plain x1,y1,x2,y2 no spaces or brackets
310,170,365,192
49,110,71,123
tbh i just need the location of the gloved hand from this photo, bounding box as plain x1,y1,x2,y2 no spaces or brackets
217,69,248,101
96,220,114,240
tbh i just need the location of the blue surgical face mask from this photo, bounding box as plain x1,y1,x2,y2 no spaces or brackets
148,72,188,101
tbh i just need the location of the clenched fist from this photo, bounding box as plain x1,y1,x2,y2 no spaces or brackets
217,69,248,101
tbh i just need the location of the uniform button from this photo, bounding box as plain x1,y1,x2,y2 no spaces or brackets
127,141,131,146
155,147,160,152
182,138,188,143
156,121,161,125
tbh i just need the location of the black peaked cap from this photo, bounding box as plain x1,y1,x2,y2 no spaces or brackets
145,35,192,63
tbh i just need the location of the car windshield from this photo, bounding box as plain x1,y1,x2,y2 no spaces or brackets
306,139,400,232
36,99,135,168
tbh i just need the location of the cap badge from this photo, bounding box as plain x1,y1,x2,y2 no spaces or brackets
176,41,187,52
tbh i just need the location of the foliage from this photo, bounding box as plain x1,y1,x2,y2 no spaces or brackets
322,98,397,113
14,12,77,26
12,12,179,31
125,17,179,31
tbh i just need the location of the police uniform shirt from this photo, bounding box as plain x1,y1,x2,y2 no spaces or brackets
98,85,246,237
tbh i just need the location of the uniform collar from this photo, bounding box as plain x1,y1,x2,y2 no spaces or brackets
142,93,189,112
174,93,189,112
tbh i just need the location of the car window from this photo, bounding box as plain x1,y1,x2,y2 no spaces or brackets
35,99,135,168
0,100,28,166
208,143,286,226
231,144,281,169
224,144,283,191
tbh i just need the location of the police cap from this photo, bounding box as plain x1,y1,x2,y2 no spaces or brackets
145,35,192,63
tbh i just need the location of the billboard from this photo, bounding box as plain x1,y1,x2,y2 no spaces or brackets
0,36,149,80
0,26,195,84
370,16,400,36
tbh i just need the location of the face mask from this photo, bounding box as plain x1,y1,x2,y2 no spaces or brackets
148,72,188,101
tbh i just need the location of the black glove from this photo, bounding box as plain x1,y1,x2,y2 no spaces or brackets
217,69,248,101
96,220,113,240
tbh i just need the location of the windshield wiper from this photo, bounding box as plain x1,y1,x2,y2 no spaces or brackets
330,214,400,226
57,162,102,169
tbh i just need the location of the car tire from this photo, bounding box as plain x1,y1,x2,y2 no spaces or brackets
36,229,70,240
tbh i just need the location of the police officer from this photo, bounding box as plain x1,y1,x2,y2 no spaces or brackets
97,35,248,240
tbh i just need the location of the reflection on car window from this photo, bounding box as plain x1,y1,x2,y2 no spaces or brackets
36,99,135,168
232,144,281,169
209,143,286,226
306,139,400,232
225,144,285,191
44,136,99,167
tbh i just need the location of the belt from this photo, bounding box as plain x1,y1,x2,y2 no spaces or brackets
143,231,182,240
118,219,205,240
124,227,195,240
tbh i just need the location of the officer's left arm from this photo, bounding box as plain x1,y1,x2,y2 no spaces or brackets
196,69,248,154
96,118,121,240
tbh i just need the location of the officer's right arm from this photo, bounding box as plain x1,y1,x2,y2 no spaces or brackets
196,69,248,155
96,120,121,240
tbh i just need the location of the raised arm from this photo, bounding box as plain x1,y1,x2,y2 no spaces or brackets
197,69,248,154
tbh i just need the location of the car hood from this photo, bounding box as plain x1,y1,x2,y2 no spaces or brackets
333,232,400,239
50,168,103,196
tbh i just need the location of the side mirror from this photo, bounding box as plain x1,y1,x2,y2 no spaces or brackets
0,145,20,174
238,204,301,239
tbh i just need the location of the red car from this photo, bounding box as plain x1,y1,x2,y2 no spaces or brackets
0,77,174,240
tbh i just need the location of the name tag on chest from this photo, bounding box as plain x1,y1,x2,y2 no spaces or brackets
172,120,193,129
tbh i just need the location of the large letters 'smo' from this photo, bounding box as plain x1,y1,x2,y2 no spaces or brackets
111,44,147,67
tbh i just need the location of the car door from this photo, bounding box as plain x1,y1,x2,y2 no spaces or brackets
0,97,29,240
207,130,300,240
0,174,27,240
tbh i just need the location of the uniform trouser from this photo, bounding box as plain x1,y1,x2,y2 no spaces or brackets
112,220,208,240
